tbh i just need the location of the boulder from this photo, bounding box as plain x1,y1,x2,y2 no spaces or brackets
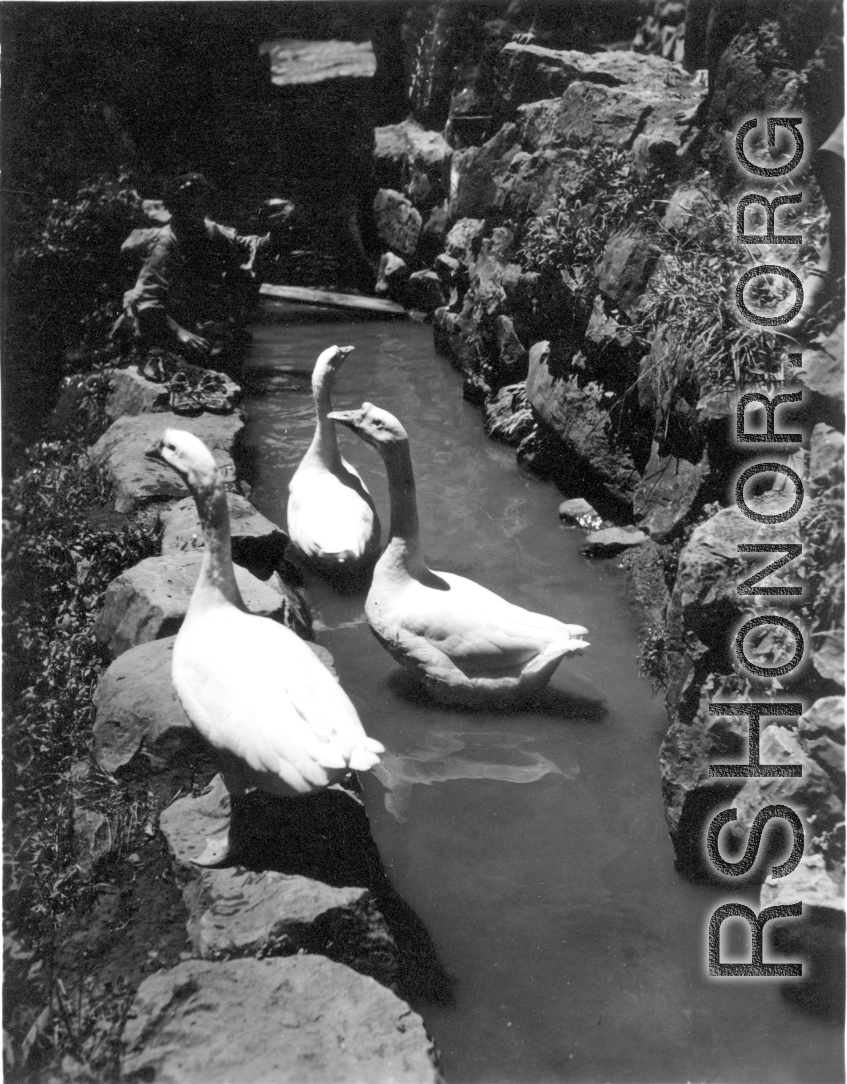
92,637,197,774
375,251,411,303
105,366,169,419
582,527,648,556
659,672,759,873
632,443,709,540
518,75,698,157
418,202,452,263
662,181,714,238
104,364,241,422
94,553,297,660
497,148,589,220
374,118,451,190
761,853,844,911
495,315,528,381
664,502,800,662
160,776,398,983
558,498,603,530
596,230,662,317
496,43,693,112
121,956,440,1084
373,189,422,259
407,270,445,314
448,124,522,220
159,493,291,578
526,342,641,507
443,217,486,262
796,323,845,413
89,411,243,514
731,725,844,848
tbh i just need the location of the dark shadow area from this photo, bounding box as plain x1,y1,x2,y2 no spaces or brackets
386,667,607,722
228,783,456,1007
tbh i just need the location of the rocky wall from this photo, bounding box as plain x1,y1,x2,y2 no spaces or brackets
369,27,844,1017
58,362,446,1081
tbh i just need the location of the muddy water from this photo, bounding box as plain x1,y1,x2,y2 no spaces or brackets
243,308,842,1084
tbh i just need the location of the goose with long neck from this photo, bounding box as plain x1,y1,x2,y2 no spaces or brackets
328,403,590,705
287,345,380,578
145,429,384,865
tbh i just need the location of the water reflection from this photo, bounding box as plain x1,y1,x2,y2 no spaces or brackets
374,730,578,821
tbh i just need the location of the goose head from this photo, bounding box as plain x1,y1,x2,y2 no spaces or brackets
314,344,354,381
328,402,408,455
145,428,219,493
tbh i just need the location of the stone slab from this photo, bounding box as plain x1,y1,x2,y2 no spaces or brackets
94,552,293,659
89,411,243,513
121,956,440,1084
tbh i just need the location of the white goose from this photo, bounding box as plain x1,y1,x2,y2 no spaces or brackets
145,429,384,865
328,403,590,705
287,345,380,578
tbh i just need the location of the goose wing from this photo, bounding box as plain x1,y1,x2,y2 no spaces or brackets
397,572,587,672
174,610,383,791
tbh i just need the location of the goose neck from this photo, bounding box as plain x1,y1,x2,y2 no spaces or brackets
190,480,244,611
382,440,426,576
310,370,341,467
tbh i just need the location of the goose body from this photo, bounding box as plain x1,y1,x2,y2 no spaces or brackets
146,428,384,864
287,345,380,576
329,403,589,705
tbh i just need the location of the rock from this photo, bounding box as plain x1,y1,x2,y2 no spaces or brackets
632,443,708,540
526,342,641,507
104,364,242,422
448,123,522,220
443,217,486,262
105,366,169,419
483,384,534,446
89,411,243,514
407,270,444,314
582,527,648,556
808,423,844,500
73,808,112,877
596,230,661,317
659,672,756,874
518,74,698,158
558,498,603,530
665,503,800,661
94,553,297,660
373,189,423,259
797,323,844,409
799,697,845,741
418,202,452,263
92,637,197,774
662,180,713,238
495,315,528,381
160,493,291,577
731,725,844,842
375,252,410,302
121,956,440,1084
464,231,522,321
761,853,845,911
496,43,693,113
374,117,451,191
584,294,634,349
496,148,590,221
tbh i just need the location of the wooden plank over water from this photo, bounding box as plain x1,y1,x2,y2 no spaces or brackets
259,282,408,317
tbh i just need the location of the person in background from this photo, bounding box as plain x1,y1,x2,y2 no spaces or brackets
115,173,289,365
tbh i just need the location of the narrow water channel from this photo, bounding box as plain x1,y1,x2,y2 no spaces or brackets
242,307,842,1084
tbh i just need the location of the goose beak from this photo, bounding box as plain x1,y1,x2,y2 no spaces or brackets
327,408,363,430
336,345,354,358
144,439,166,463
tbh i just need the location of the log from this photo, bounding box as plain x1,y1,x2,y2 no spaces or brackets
258,283,407,317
